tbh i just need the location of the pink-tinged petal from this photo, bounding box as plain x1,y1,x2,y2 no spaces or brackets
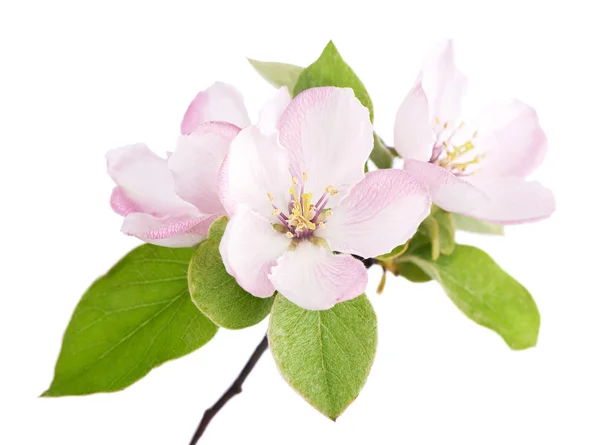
180,82,251,134
106,143,197,216
421,39,468,125
279,87,373,198
462,177,555,224
394,82,435,161
466,100,548,178
110,187,138,216
404,159,488,213
269,243,367,311
220,205,291,297
219,125,290,219
122,213,216,247
168,122,239,215
257,86,291,135
319,169,431,258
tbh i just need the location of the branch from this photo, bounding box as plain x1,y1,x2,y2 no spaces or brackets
187,334,269,445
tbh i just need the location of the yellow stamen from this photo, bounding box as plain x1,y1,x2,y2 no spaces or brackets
325,209,333,218
267,192,274,201
443,121,449,129
291,176,299,185
289,187,298,201
286,232,294,238
458,121,465,129
272,208,281,216
302,172,308,181
435,116,441,125
325,185,339,195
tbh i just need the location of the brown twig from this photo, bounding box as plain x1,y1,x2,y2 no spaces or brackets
187,334,269,444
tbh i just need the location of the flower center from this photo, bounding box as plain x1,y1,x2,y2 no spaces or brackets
268,173,337,239
429,117,484,176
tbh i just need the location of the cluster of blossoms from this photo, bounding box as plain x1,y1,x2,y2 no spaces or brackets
107,41,554,311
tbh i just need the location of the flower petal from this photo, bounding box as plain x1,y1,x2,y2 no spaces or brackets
122,213,215,247
404,159,487,213
168,122,239,215
463,177,555,224
257,86,291,135
467,100,548,178
106,143,196,216
180,82,251,134
218,125,290,218
269,242,367,310
319,169,431,258
220,205,291,297
421,39,468,125
394,82,435,161
278,87,373,199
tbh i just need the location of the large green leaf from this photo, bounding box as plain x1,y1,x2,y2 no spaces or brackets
247,58,304,91
43,245,218,397
293,40,374,121
269,293,377,420
405,245,540,350
188,217,273,329
453,214,505,235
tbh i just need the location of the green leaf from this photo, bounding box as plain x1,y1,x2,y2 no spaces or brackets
419,216,440,260
293,40,374,121
406,245,540,350
44,245,218,397
392,261,432,283
453,214,505,235
269,293,377,420
377,242,408,261
188,217,273,329
247,58,304,91
370,133,393,169
435,210,456,255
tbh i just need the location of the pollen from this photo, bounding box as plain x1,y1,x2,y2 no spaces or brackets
286,231,294,238
267,192,274,201
291,176,299,185
325,209,333,218
325,185,339,195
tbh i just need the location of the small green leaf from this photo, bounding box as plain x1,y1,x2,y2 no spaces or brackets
407,245,540,350
370,134,393,169
453,214,505,235
419,216,440,260
293,41,374,121
188,217,273,329
435,210,456,255
269,293,377,420
44,245,218,397
392,261,432,283
247,58,304,91
377,243,409,261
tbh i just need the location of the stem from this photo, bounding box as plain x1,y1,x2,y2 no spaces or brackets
187,335,269,444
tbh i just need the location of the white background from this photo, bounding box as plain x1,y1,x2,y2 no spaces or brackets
1,1,598,444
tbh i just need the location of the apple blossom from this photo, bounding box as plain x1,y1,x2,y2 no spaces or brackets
107,121,239,247
219,86,431,310
181,81,291,135
394,40,555,224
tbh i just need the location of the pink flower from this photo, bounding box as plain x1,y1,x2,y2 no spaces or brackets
394,40,555,224
181,81,291,135
219,87,431,310
107,122,239,246
108,83,290,246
